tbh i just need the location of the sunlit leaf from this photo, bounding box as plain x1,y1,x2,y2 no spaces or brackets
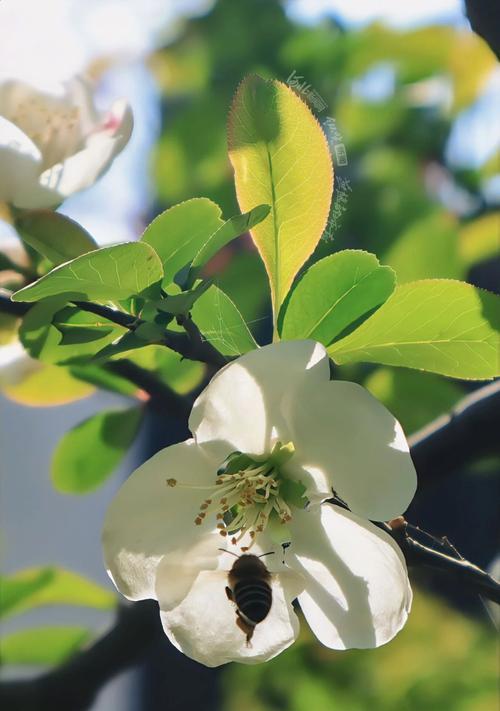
280,250,395,344
228,74,333,316
186,204,271,286
15,210,97,265
0,567,115,619
191,285,257,356
329,280,500,379
141,198,223,285
51,407,144,493
0,626,91,666
11,243,163,303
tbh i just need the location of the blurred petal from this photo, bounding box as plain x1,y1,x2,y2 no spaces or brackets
287,504,412,650
190,340,329,458
159,569,300,667
102,439,220,601
286,380,417,521
0,340,41,387
0,74,133,208
0,117,41,204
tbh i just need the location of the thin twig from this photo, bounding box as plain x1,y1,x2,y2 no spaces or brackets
387,522,500,604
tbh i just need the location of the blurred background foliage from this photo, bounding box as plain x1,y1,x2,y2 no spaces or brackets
223,590,498,711
1,0,498,708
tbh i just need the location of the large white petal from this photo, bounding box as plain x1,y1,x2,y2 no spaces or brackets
0,117,42,204
287,504,412,650
159,569,300,667
286,380,417,521
102,439,221,602
190,340,329,458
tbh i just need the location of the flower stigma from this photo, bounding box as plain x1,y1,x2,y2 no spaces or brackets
167,442,306,550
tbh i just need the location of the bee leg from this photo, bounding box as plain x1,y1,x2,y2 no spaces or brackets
225,586,234,601
235,612,255,646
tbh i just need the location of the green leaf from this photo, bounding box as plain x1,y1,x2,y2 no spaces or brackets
141,197,223,285
383,212,464,283
364,368,463,434
68,364,138,397
0,567,115,620
110,344,204,394
91,331,150,362
0,627,91,666
11,243,163,303
329,280,500,379
280,250,395,344
154,278,213,316
20,300,126,365
228,74,333,317
15,210,97,265
190,285,257,356
186,204,271,287
51,407,144,493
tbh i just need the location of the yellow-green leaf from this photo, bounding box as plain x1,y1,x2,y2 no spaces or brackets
0,626,91,666
0,567,115,619
329,280,500,379
228,74,333,318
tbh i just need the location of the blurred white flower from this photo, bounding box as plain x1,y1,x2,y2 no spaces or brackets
0,340,41,387
0,77,132,209
103,340,416,666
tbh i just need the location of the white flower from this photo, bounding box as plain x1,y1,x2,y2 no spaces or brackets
103,340,416,667
0,76,133,209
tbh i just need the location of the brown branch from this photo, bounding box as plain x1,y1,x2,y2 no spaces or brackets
0,293,228,369
105,360,193,420
409,380,500,486
385,521,500,604
73,301,228,369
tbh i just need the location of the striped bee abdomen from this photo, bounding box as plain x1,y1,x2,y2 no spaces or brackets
225,553,274,643
233,578,272,624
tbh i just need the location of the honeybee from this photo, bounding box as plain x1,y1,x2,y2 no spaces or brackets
224,553,273,644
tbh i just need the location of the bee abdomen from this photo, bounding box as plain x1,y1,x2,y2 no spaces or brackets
234,579,272,624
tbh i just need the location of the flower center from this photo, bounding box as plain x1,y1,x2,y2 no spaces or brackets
167,442,304,551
